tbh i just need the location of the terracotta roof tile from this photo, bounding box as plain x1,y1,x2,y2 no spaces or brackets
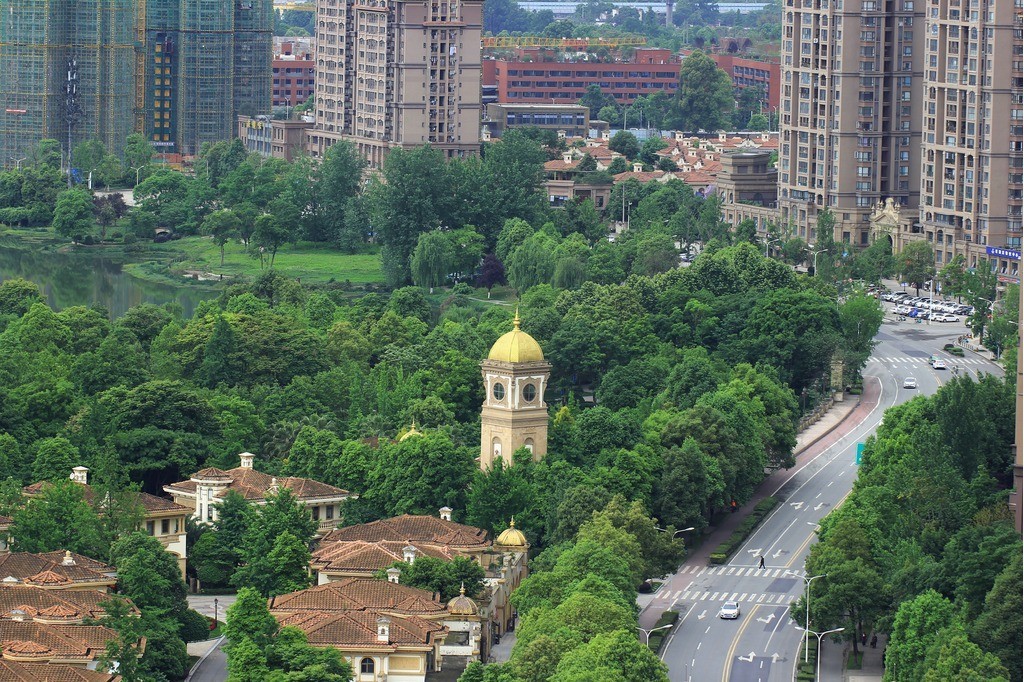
0,622,115,662
0,589,136,623
165,467,349,502
311,541,455,574
612,170,668,183
544,160,579,172
276,610,446,650
318,515,488,550
269,579,445,617
0,661,121,681
0,554,114,589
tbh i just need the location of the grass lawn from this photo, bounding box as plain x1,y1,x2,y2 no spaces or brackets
144,237,384,285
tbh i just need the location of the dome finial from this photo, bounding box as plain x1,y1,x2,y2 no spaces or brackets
509,516,515,528
459,582,466,596
513,305,521,330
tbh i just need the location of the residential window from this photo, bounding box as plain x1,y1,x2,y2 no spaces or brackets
161,519,170,535
146,521,155,535
325,505,334,520
361,658,375,674
311,506,320,521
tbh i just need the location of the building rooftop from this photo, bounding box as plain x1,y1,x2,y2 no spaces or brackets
275,610,446,651
311,540,458,574
0,587,135,623
0,552,115,589
317,515,489,551
0,660,120,681
166,454,350,502
0,621,120,663
269,578,446,617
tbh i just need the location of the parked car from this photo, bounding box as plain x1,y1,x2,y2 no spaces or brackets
935,314,960,323
719,601,741,619
903,377,918,389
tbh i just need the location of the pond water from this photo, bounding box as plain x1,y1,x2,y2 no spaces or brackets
0,245,220,318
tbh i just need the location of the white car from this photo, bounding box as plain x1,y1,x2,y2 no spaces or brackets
935,314,960,323
932,359,947,369
903,377,918,389
719,601,741,619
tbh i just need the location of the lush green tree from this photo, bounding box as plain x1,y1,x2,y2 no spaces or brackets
228,637,270,682
52,187,95,239
367,431,477,516
552,630,669,682
608,131,641,160
225,587,279,650
252,213,291,268
971,552,1022,680
898,240,935,295
578,85,616,118
922,630,1009,682
671,51,734,132
232,489,317,596
11,479,104,557
389,555,486,601
311,141,366,245
196,315,243,388
507,233,558,293
884,590,961,682
203,209,241,266
411,230,456,291
122,133,155,182
30,436,79,482
0,278,44,317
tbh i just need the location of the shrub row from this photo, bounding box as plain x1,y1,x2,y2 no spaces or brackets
709,496,780,565
646,609,680,654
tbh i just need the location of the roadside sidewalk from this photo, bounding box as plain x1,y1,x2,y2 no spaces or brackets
638,380,881,627
819,633,887,682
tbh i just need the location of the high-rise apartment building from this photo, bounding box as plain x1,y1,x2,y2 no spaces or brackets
144,0,273,155
912,0,1023,270
309,0,483,167
778,0,924,244
0,0,135,167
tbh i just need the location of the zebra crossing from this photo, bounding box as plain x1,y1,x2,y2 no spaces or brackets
655,566,800,604
866,356,990,365
658,590,797,605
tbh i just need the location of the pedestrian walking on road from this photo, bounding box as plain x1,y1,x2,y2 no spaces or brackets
861,632,868,647
870,634,878,649
758,555,766,569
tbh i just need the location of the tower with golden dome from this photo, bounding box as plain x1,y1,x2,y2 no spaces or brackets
480,309,551,469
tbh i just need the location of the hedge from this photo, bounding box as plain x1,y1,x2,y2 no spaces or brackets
646,609,680,654
709,496,780,565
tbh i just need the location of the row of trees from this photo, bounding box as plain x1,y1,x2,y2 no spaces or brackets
793,375,1021,679
460,496,677,682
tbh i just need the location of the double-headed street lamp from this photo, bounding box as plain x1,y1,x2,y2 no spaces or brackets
784,571,827,663
636,623,673,647
807,245,828,276
799,627,844,681
764,236,782,258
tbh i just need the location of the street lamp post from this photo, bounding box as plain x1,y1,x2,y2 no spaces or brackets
214,598,219,628
785,571,827,662
799,627,844,680
654,526,696,539
131,165,145,188
810,248,827,277
11,157,26,170
764,236,781,258
636,623,673,647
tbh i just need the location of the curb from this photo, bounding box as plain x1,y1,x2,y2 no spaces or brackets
792,392,862,460
184,635,224,682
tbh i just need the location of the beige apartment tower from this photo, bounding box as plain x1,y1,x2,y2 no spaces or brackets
907,0,1023,272
778,0,924,245
479,313,550,471
310,0,482,167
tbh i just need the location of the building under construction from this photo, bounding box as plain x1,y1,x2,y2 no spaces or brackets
0,0,136,168
0,0,272,167
144,0,273,155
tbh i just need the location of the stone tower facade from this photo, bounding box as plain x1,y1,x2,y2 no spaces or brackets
479,313,550,470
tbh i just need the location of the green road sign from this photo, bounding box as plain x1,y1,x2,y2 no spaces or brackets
856,442,865,465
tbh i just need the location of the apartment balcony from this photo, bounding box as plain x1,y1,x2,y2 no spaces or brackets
315,518,341,534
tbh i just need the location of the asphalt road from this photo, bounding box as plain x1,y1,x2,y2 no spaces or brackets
658,316,1004,682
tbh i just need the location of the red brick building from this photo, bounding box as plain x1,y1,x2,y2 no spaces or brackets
273,41,315,108
483,47,780,112
483,48,681,105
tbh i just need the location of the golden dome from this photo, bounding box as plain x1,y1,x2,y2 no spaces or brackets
494,517,528,549
446,583,479,616
487,309,544,363
399,421,422,442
